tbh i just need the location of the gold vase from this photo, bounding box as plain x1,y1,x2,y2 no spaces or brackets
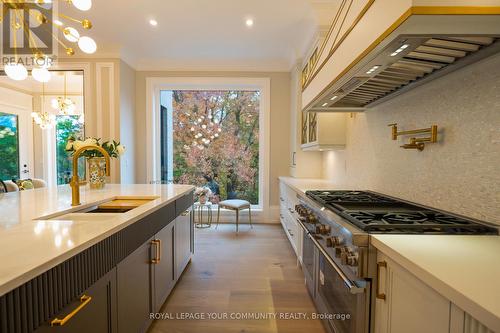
87,157,107,189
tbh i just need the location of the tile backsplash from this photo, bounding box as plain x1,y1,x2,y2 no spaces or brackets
322,53,500,225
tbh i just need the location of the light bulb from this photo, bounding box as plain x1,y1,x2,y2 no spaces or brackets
63,27,80,42
72,0,92,11
51,98,59,109
5,63,28,81
78,36,97,54
32,67,51,82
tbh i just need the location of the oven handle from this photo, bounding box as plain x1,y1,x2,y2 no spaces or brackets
297,219,308,232
308,233,365,295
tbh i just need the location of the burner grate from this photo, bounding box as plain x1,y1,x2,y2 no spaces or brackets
305,190,498,235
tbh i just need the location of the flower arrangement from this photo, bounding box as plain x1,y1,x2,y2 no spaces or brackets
65,136,126,158
194,186,212,204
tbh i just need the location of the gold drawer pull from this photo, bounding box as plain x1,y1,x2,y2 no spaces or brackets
181,210,190,216
51,295,92,326
157,239,162,262
151,239,161,264
376,261,387,300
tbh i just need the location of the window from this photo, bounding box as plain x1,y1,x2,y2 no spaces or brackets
160,90,260,204
0,112,19,180
55,115,85,185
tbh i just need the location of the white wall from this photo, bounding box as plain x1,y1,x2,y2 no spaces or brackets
119,60,136,183
322,53,500,225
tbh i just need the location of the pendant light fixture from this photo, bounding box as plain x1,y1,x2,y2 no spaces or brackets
2,0,97,83
52,72,76,115
32,83,56,130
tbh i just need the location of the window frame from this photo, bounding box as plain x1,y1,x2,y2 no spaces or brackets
146,77,271,217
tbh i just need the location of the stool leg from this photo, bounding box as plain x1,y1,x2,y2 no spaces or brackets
236,209,239,233
216,205,220,229
248,206,253,229
208,206,212,227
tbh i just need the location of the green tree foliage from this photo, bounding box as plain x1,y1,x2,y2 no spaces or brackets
172,91,260,204
0,112,19,181
56,116,84,184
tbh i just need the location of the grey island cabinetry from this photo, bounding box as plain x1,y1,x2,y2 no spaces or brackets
0,186,194,333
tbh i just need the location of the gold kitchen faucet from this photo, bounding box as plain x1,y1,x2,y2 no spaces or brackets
70,145,111,206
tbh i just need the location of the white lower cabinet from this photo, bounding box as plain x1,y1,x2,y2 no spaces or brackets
279,180,302,261
374,252,495,333
175,208,193,280
375,252,450,333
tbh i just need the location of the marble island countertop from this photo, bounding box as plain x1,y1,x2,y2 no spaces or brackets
0,184,194,297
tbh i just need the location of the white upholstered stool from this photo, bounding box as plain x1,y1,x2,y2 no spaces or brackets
216,199,253,232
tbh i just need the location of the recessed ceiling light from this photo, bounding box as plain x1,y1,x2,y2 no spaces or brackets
245,18,254,27
149,19,158,27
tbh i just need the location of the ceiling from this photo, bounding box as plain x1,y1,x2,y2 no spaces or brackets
60,0,339,71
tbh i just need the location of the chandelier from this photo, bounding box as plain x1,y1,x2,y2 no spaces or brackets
51,72,76,115
1,0,96,82
187,113,222,150
32,82,57,129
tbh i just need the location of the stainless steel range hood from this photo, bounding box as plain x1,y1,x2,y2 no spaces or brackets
303,15,500,112
308,35,500,112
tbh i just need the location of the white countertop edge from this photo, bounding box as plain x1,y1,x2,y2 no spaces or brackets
278,176,338,194
0,187,194,297
371,236,500,332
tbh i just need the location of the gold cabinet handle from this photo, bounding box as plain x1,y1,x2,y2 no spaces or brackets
151,240,160,264
376,261,387,300
157,239,161,262
51,295,92,326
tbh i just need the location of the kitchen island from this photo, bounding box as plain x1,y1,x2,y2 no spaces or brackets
0,184,195,333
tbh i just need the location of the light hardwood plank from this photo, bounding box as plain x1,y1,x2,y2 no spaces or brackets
148,224,326,333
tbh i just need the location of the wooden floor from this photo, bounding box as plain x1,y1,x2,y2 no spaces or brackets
149,224,326,333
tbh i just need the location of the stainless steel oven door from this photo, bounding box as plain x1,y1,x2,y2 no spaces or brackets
302,227,316,297
314,245,370,333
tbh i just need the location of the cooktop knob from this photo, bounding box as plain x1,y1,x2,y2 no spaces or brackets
347,255,358,266
341,252,348,265
308,215,318,224
335,246,348,258
326,237,333,247
332,236,344,247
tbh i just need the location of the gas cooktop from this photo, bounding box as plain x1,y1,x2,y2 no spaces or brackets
306,190,498,235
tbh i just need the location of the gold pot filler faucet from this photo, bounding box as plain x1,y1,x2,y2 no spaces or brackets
388,123,438,151
70,145,111,206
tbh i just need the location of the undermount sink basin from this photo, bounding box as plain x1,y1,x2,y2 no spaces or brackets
37,196,159,221
50,212,121,221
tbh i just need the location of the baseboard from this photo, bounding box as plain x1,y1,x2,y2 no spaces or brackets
197,206,280,224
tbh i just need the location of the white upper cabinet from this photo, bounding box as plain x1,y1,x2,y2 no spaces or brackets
300,112,346,151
